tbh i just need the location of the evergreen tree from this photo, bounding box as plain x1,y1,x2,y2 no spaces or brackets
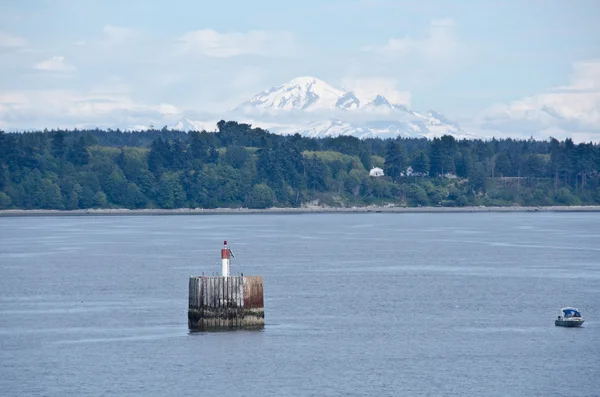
411,151,430,175
224,146,249,169
148,137,172,174
105,168,129,205
156,173,186,209
495,152,512,178
68,137,91,166
384,140,407,179
455,151,474,178
51,131,66,158
469,163,487,194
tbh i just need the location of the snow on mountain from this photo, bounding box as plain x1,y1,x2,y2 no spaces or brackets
335,91,361,109
235,76,347,112
171,117,218,132
365,95,393,109
171,76,479,139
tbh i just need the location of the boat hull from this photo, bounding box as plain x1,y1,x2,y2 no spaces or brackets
555,319,584,327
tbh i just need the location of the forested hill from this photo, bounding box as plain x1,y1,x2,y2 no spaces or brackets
0,121,599,210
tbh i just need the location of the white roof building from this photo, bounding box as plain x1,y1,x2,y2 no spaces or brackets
369,167,384,177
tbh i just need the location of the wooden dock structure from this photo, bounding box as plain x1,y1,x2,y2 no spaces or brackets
188,275,264,331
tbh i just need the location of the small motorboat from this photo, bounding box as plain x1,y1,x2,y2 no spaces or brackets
555,307,584,327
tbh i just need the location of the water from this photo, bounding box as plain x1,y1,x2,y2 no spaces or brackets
1,213,599,396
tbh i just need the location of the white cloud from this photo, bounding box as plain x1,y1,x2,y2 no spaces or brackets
340,77,411,106
0,85,182,131
365,18,460,64
0,30,27,48
156,103,181,116
360,18,464,88
175,29,295,58
475,60,600,141
554,60,600,92
34,56,77,73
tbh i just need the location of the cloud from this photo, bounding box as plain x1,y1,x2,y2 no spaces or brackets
340,77,411,106
34,56,77,73
365,18,460,63
0,85,182,131
554,61,600,92
475,60,600,141
359,18,464,88
175,29,295,58
0,30,27,48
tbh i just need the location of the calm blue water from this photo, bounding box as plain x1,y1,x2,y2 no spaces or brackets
1,213,599,396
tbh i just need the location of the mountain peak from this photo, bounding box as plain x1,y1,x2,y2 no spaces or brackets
336,91,361,109
236,76,346,112
369,95,392,107
286,76,322,86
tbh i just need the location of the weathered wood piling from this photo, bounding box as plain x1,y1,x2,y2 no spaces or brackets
188,275,264,331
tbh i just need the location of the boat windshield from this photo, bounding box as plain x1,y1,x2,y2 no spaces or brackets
562,309,581,317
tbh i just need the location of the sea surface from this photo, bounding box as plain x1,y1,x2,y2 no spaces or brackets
1,213,599,396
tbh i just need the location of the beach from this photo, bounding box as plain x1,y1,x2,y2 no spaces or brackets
2,205,600,217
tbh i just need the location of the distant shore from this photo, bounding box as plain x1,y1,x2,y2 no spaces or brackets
2,205,600,217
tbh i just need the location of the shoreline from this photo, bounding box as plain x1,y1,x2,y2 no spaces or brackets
2,205,600,217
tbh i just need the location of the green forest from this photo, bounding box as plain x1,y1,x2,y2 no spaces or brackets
0,120,599,210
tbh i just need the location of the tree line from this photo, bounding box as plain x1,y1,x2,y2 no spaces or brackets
0,120,599,210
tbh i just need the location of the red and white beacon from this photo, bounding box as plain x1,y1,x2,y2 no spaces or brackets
221,240,234,277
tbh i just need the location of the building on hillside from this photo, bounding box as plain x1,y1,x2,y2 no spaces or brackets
369,167,384,177
402,166,428,177
401,166,414,177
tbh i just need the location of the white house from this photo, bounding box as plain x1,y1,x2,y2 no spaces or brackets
369,167,384,177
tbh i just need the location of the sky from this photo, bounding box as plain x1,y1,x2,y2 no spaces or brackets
0,0,599,141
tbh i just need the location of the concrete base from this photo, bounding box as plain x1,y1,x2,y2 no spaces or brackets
188,275,264,331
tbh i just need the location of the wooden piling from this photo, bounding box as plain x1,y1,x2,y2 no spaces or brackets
188,275,264,330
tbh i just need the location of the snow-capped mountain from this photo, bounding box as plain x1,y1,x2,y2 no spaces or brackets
235,76,347,112
170,117,217,132
171,76,478,139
